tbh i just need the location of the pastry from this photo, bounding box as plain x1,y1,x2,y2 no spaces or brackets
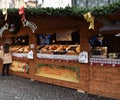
76,46,80,53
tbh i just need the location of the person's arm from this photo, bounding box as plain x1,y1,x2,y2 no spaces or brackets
0,50,4,59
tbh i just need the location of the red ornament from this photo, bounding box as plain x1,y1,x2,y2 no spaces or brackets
19,6,25,22
19,6,24,15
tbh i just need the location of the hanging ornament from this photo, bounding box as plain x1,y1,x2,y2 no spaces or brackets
2,8,8,21
83,12,94,30
8,19,21,35
0,23,9,37
19,6,25,22
19,6,37,33
22,19,37,33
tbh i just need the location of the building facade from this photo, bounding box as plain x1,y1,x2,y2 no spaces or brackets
0,0,119,9
0,0,26,8
72,0,119,8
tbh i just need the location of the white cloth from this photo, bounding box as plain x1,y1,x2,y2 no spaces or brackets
37,53,78,60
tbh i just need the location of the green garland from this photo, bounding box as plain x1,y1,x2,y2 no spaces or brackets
36,63,53,68
0,1,120,19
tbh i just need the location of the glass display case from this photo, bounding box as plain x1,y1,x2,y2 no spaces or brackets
37,45,80,55
10,46,29,58
37,45,80,61
36,31,80,61
10,36,29,58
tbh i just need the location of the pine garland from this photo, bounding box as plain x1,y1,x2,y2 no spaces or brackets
0,1,120,18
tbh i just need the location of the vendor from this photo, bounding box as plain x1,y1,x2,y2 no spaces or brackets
93,34,104,47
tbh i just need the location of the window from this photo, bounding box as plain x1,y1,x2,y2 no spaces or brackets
72,0,119,8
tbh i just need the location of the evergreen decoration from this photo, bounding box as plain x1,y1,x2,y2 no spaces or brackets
36,63,53,68
0,1,119,18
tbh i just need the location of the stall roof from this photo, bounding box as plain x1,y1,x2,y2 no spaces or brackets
0,1,120,36
0,1,120,21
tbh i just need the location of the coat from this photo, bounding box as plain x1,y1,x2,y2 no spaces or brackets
0,50,12,64
3,52,12,64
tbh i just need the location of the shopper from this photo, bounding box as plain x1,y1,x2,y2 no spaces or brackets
1,43,12,76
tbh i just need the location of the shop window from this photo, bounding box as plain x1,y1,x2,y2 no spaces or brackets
89,33,120,58
37,34,51,45
73,0,119,8
89,33,120,66
103,34,120,53
37,31,80,45
36,31,80,56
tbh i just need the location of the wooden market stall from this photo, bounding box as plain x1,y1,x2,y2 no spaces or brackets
81,11,120,99
0,14,89,92
0,4,120,99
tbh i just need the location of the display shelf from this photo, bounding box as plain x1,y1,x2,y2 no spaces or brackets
89,57,120,67
37,53,79,61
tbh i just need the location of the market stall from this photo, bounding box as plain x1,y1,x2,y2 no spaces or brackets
88,32,120,99
0,3,120,99
0,11,89,92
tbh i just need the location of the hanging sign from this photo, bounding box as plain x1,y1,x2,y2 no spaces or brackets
28,50,34,59
78,51,88,63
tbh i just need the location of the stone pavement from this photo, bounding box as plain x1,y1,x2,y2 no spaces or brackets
0,75,116,100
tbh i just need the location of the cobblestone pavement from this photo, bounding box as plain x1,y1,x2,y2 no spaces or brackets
0,75,116,100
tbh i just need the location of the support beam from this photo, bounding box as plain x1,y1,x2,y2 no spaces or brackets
95,17,115,26
99,21,120,31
